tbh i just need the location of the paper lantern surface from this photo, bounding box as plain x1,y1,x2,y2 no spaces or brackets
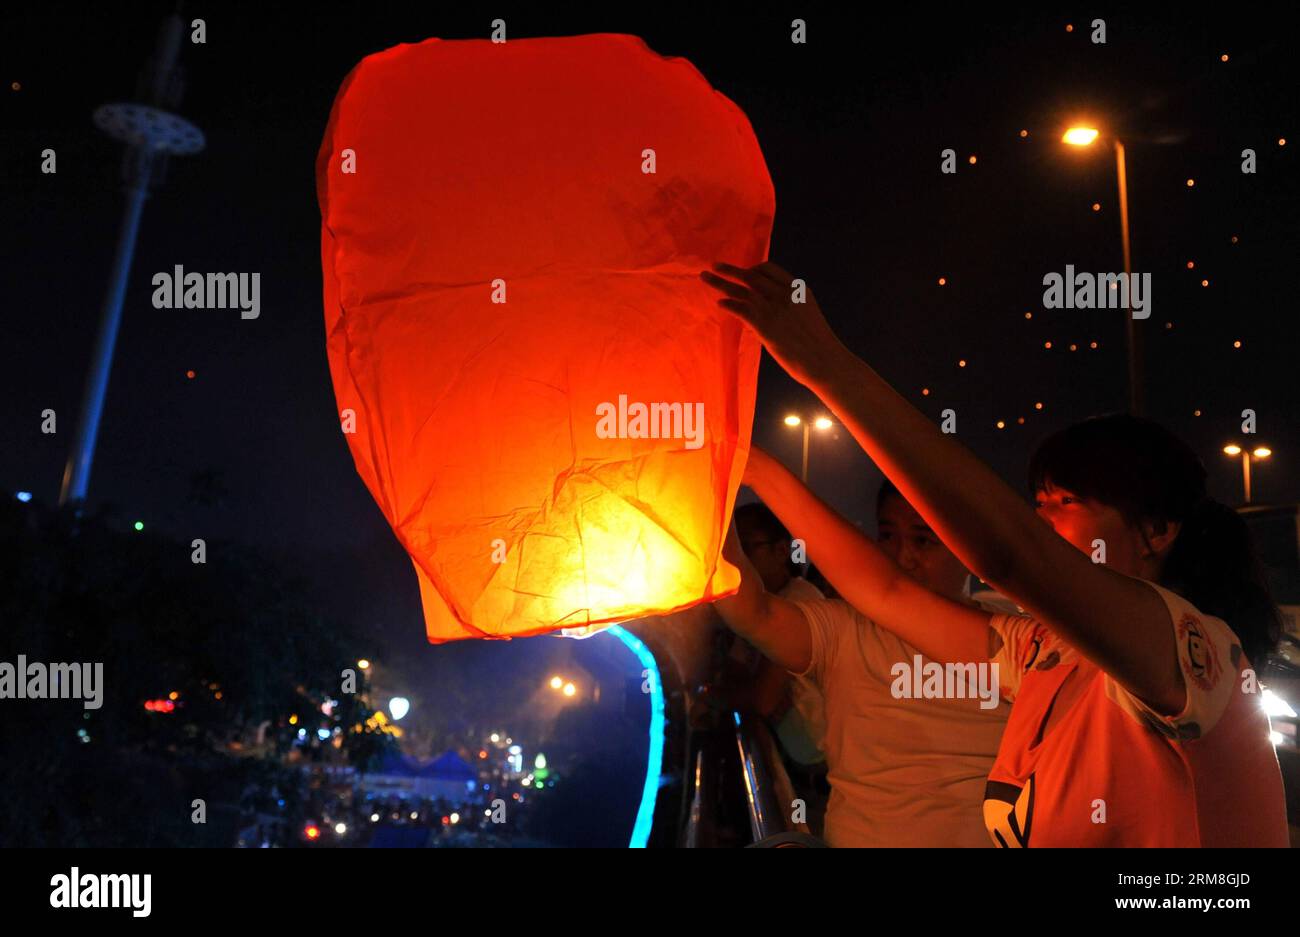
318,34,774,642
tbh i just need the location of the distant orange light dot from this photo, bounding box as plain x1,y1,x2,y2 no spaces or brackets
1193,409,1202,417
1230,235,1239,243
1019,129,1029,138
1186,261,1194,269
1233,340,1242,348
1279,138,1287,147
1066,24,1074,32
1017,417,1025,425
1221,54,1229,62
10,82,19,91
1186,178,1195,187
921,387,930,396
957,359,967,368
996,421,1006,429
938,277,947,286
1091,203,1100,212
1089,341,1098,349
1034,402,1044,410
186,369,196,379
968,155,977,164
1024,312,1032,319
1201,279,1209,287
1044,341,1052,349
1069,343,1078,352
1165,321,1173,329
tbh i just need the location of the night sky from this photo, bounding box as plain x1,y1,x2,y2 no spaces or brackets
4,3,1297,606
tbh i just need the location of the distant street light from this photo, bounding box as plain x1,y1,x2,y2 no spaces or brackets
1062,124,1141,415
1223,444,1272,504
388,696,410,721
782,414,836,483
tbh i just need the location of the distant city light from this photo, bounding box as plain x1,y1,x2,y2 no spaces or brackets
549,676,563,689
490,733,500,743
450,812,460,824
563,682,576,697
335,822,347,835
357,659,370,670
133,521,144,531
304,825,320,840
317,728,330,740
15,491,32,503
389,696,410,721
1262,689,1296,718
370,813,380,822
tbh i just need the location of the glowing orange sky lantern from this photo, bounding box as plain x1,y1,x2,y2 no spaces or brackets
317,35,774,642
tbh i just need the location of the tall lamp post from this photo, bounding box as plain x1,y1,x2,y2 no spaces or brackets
58,12,205,506
1223,444,1272,504
782,414,834,483
1062,126,1142,416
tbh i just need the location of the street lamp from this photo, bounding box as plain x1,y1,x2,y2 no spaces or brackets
783,414,835,483
1223,444,1272,504
1062,124,1141,415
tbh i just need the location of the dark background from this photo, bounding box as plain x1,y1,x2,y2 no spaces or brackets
3,2,1297,631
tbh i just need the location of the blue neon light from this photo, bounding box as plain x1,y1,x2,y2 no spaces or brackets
607,625,665,849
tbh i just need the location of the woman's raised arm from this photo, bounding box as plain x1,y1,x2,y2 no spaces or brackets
703,262,1183,714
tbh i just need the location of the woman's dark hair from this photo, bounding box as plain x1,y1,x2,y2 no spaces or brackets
734,502,800,577
1028,413,1281,666
876,478,903,517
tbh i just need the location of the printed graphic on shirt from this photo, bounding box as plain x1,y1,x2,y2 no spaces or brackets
1023,633,1043,670
1178,613,1220,693
984,775,1035,848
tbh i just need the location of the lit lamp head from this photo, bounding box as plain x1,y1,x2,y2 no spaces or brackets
784,414,833,430
1063,126,1101,146
1252,447,1272,460
1223,444,1243,456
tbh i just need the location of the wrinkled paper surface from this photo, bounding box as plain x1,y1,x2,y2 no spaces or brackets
318,34,774,641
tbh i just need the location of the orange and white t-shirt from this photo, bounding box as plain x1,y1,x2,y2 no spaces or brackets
984,581,1289,847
